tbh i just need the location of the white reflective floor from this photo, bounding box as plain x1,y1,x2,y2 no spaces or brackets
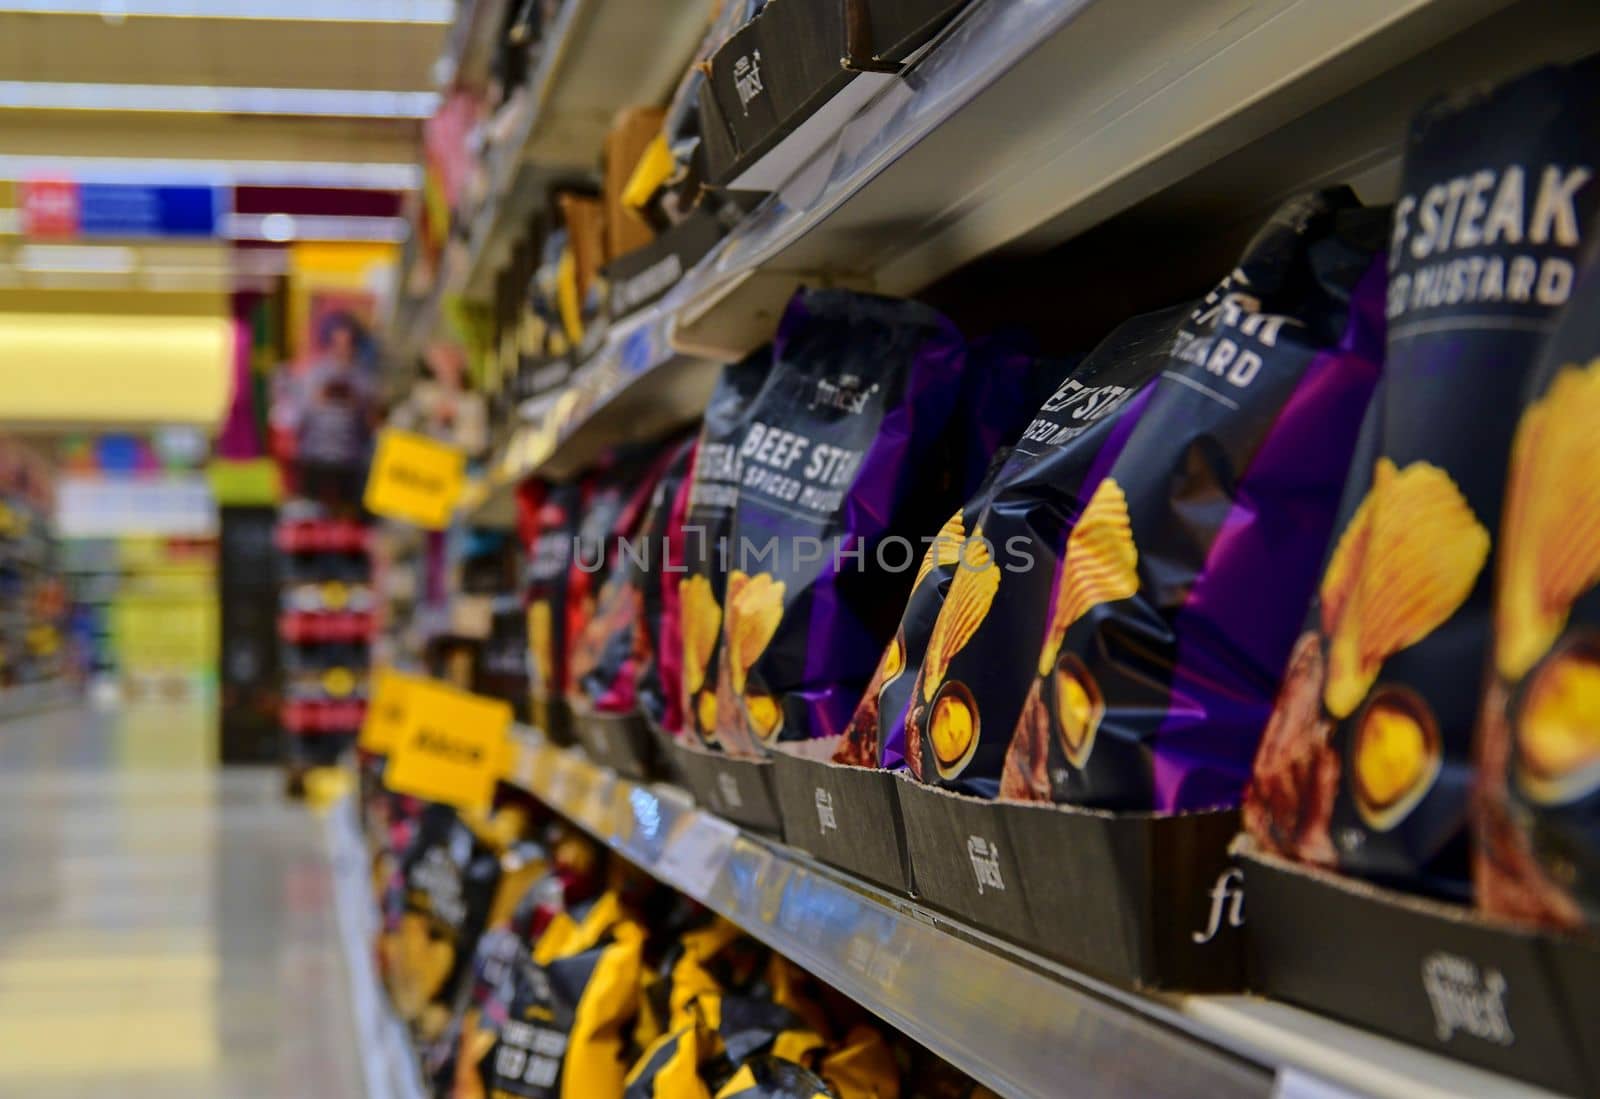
0,702,365,1098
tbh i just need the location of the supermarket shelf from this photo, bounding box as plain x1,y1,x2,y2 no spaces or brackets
436,0,513,90
505,729,1566,1099
457,0,711,301
464,303,720,514
672,0,1600,360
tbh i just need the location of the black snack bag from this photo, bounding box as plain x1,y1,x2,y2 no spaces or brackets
894,303,1194,794
633,438,699,734
1246,57,1600,900
519,480,584,745
679,348,773,744
712,289,966,757
1477,223,1600,929
913,190,1388,809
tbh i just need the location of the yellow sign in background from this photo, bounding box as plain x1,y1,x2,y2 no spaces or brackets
384,678,512,813
359,667,423,755
364,429,466,530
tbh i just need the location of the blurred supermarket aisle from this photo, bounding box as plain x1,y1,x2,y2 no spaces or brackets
0,704,363,1098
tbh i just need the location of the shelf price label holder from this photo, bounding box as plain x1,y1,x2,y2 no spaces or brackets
364,429,467,530
383,677,513,815
359,666,423,756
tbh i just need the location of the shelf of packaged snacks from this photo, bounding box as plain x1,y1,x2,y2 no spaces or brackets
462,301,721,519
435,0,513,91
670,0,1600,360
502,728,1561,1099
455,0,713,303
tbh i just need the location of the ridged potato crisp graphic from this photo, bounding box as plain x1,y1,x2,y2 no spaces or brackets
1321,458,1489,719
382,912,453,1022
1515,636,1600,804
744,691,783,741
915,509,967,591
1497,359,1600,680
678,575,721,696
1037,478,1139,678
527,601,554,691
724,570,785,695
1350,686,1441,830
922,527,1001,702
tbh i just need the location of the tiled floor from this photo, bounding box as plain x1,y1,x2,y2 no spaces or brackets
0,702,365,1098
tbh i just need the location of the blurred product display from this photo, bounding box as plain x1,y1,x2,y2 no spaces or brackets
4,0,1600,1096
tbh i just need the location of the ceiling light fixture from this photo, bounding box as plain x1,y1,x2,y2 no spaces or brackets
0,155,421,190
0,81,440,118
0,0,452,23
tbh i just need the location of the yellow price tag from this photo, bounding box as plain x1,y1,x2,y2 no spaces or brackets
384,678,513,813
363,429,466,530
359,666,419,755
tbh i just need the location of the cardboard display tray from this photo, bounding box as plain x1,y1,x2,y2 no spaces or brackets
1239,840,1594,1095
669,739,784,835
771,741,915,895
604,205,730,321
570,708,659,781
895,775,1245,990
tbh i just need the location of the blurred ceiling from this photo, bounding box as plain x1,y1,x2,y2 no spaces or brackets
0,5,448,176
0,2,450,297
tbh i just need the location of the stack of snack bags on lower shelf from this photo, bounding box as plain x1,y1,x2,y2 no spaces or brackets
376,801,548,1046
1244,54,1600,918
371,801,916,1099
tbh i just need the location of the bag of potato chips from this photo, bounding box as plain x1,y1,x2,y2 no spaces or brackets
379,805,504,1044
570,442,693,716
521,480,585,744
1475,228,1600,929
680,349,773,744
471,889,648,1099
912,189,1387,808
638,441,700,737
1245,59,1600,900
836,346,1081,770
709,289,966,757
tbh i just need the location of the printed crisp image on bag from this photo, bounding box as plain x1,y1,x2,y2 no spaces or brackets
913,190,1387,809
680,349,772,747
1245,58,1600,899
712,289,965,757
1476,226,1600,929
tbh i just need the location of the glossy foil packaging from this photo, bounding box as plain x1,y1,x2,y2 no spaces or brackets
1245,59,1600,899
569,442,692,717
911,189,1387,810
710,289,965,757
633,438,700,737
1476,230,1600,929
519,479,584,743
680,349,772,744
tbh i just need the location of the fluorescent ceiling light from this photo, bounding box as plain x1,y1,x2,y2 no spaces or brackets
0,81,439,118
0,154,421,190
0,1,452,22
18,243,135,272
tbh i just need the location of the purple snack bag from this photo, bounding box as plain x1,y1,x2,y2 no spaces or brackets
712,288,965,757
914,190,1387,810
